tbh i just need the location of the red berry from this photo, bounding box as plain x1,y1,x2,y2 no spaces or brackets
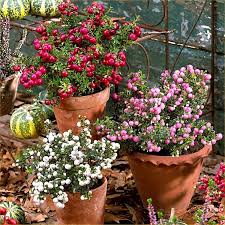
60,34,67,42
89,82,96,89
23,82,30,89
83,34,91,40
36,79,43,85
34,43,41,50
49,56,57,63
61,71,69,77
75,37,82,45
87,7,94,14
0,207,6,215
120,61,126,67
12,65,21,71
36,26,44,34
108,58,115,66
45,100,51,105
6,218,18,225
52,29,58,36
31,74,37,80
110,29,116,35
114,62,120,67
103,30,110,37
89,37,96,44
129,33,137,41
39,66,47,74
80,27,88,35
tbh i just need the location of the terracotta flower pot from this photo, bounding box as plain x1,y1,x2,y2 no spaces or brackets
55,177,107,224
128,145,212,216
53,87,110,134
0,74,20,116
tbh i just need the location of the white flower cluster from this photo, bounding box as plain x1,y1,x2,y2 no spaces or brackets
20,119,120,209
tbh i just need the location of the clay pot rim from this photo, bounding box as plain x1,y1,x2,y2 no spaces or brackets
128,144,212,166
54,87,110,110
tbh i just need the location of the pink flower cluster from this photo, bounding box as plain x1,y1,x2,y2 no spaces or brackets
97,67,223,156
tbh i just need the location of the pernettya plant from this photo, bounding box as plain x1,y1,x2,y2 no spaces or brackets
96,66,223,156
0,18,27,80
16,118,120,208
20,1,141,104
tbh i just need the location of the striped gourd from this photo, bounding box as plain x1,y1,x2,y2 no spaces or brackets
0,202,25,223
31,0,63,17
10,104,47,139
0,0,30,20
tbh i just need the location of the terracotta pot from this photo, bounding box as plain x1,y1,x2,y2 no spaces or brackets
55,177,107,224
0,74,20,116
53,87,110,134
128,145,212,216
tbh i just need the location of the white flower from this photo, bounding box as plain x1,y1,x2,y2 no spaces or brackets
61,180,66,185
44,119,51,124
48,133,55,142
56,202,65,208
53,198,58,203
97,174,103,179
38,185,44,192
65,164,72,170
43,138,48,143
74,160,80,165
65,179,71,185
29,151,34,155
80,195,87,200
43,156,49,162
77,122,81,127
53,171,57,176
73,135,79,141
47,174,52,179
68,140,75,145
84,120,90,125
48,183,54,189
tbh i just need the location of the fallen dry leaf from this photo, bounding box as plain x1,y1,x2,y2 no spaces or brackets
25,212,47,223
125,204,144,224
104,212,130,223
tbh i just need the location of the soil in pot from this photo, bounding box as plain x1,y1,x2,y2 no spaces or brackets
0,75,20,116
54,177,107,224
128,145,212,217
53,87,110,135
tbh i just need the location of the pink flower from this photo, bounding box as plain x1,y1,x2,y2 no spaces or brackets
133,136,140,142
216,133,223,140
201,139,207,145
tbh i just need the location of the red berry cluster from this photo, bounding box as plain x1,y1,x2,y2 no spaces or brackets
20,66,46,89
0,207,17,225
199,162,225,201
128,25,142,41
20,1,142,104
58,0,78,16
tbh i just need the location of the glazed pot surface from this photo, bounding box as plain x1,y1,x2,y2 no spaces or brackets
128,145,212,216
53,87,110,134
55,177,107,224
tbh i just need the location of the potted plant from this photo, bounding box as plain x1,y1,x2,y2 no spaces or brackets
96,66,223,216
15,117,120,224
20,0,142,134
0,17,27,116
